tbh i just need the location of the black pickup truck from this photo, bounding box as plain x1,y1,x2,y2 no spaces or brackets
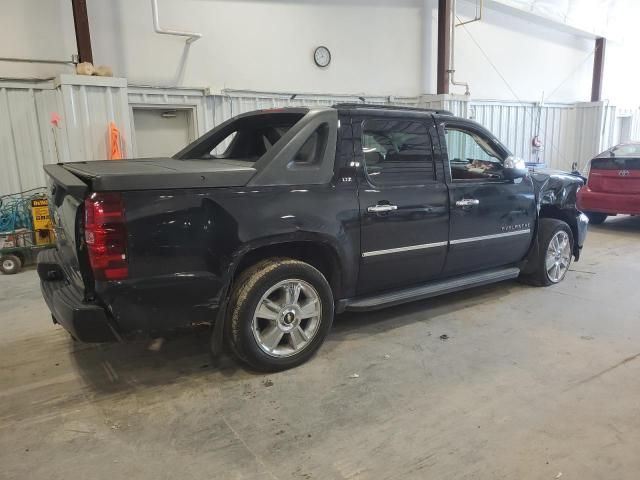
39,104,588,371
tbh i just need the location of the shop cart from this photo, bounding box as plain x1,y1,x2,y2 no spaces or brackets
0,189,55,275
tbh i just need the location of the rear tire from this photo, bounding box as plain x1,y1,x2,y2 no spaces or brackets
226,258,334,372
585,211,607,225
520,219,573,287
0,255,22,275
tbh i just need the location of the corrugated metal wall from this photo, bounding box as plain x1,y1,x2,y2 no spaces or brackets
125,88,420,155
422,94,469,118
0,76,131,195
0,77,626,196
470,100,616,171
470,101,575,169
630,110,640,141
125,87,420,151
613,107,640,144
572,102,616,169
58,75,132,165
207,91,421,133
0,82,58,195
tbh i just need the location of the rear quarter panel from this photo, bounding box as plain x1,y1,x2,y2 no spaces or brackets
98,184,359,333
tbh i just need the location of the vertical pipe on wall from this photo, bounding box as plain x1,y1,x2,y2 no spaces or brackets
591,37,606,102
448,0,470,95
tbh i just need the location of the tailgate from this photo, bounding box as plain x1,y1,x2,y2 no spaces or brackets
589,157,640,194
44,164,89,290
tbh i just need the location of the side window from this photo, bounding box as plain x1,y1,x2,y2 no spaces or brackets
362,119,435,186
291,124,329,166
445,127,505,180
210,127,288,158
211,131,237,156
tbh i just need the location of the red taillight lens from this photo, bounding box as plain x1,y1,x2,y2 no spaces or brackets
84,192,128,281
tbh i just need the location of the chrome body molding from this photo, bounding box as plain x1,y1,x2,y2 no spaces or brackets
449,229,531,245
362,230,531,257
362,241,448,258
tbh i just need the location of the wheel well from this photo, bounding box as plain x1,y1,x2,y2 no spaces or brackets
233,241,342,296
539,205,578,250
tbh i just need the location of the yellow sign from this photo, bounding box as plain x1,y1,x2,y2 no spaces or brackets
31,198,54,245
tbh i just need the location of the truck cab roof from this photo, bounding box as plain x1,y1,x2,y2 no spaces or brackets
332,103,454,117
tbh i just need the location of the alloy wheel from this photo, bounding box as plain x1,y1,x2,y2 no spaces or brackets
251,279,322,357
545,230,571,283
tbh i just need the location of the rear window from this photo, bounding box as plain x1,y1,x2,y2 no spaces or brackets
591,158,640,170
175,112,305,161
292,124,329,166
612,144,640,156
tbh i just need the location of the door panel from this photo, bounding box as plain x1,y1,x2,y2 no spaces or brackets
354,116,449,295
440,121,536,276
446,180,536,275
358,184,449,293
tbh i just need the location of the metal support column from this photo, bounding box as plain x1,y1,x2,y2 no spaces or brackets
71,0,93,64
591,37,606,102
437,0,452,95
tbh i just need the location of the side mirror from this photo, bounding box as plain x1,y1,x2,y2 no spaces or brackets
503,156,528,180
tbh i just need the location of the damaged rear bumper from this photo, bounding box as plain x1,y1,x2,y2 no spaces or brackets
37,249,119,342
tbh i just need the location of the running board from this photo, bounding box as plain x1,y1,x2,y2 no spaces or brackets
343,267,521,312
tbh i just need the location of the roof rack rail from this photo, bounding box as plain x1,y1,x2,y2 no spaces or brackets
333,103,454,116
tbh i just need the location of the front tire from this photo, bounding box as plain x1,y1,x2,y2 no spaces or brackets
0,255,22,275
226,258,334,371
585,211,607,225
521,219,573,286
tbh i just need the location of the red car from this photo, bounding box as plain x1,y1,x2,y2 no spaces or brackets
577,142,640,224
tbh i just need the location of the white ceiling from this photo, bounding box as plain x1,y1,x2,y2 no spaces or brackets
486,0,636,40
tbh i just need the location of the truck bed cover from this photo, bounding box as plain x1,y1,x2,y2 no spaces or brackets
59,158,256,191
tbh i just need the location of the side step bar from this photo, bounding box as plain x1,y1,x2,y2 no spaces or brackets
343,267,521,312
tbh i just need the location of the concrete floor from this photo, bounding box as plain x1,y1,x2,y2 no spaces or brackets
2,217,640,480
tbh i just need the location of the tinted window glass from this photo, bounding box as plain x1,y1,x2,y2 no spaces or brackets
175,112,304,161
292,124,329,166
445,128,504,180
612,144,640,156
362,119,435,185
592,158,640,170
211,124,294,160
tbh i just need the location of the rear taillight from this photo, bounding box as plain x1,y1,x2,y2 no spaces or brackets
84,192,128,281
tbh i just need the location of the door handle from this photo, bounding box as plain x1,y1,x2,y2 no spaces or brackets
455,199,480,207
368,204,398,213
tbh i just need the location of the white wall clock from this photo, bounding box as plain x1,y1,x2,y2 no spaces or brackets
314,46,331,68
